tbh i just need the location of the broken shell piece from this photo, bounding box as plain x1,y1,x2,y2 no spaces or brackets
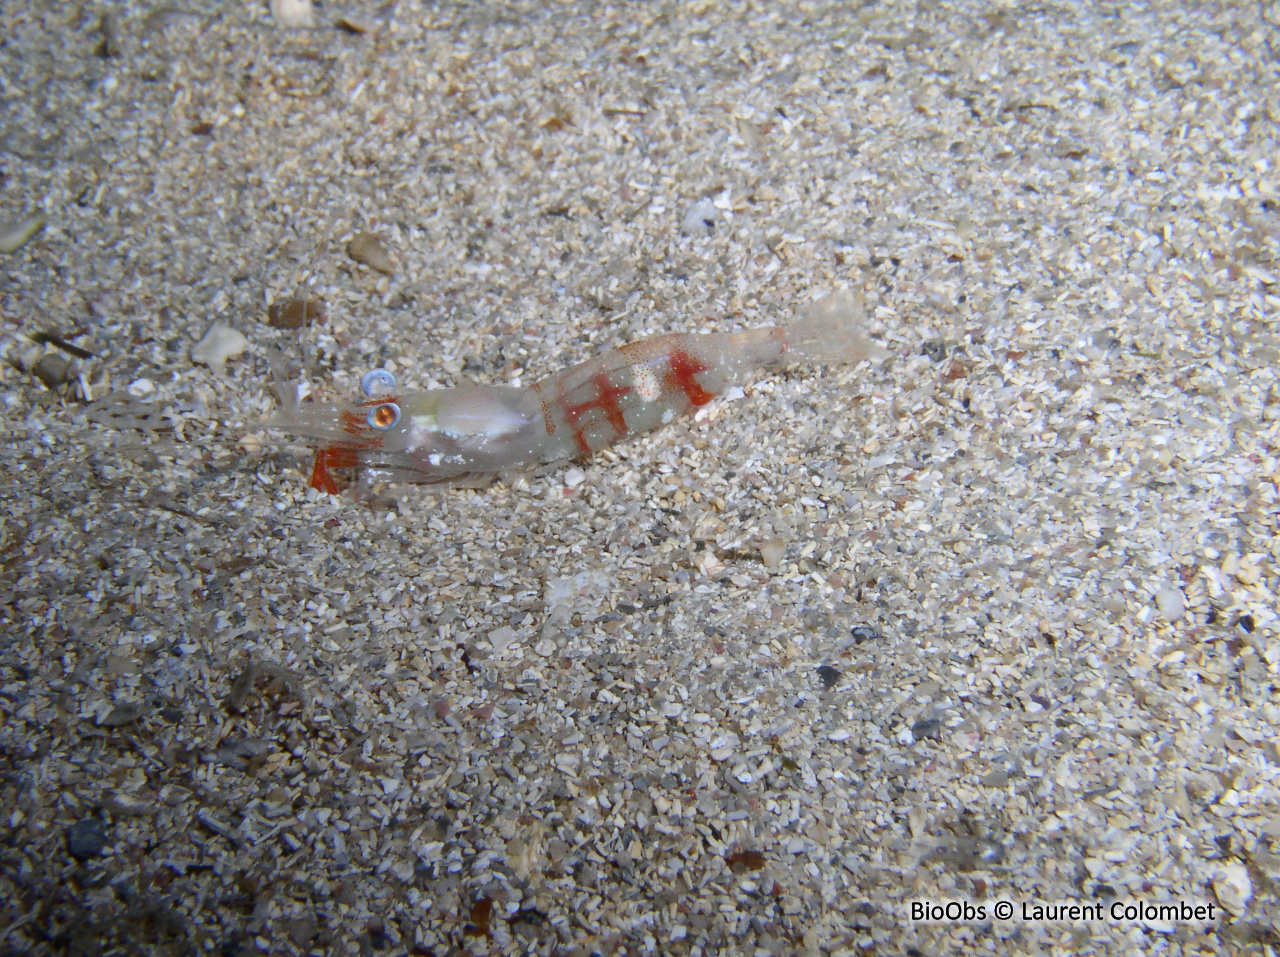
1155,584,1185,621
267,295,327,330
487,626,517,652
1214,862,1252,917
271,0,315,27
759,537,786,572
33,353,74,390
191,323,249,373
347,231,395,274
0,213,47,254
681,199,719,237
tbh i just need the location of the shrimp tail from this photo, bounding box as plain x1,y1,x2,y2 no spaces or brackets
784,289,884,365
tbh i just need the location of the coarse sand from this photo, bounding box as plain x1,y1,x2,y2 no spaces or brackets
1,1,1278,954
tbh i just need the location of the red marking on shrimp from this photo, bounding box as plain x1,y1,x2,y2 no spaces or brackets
665,351,714,406
341,410,368,435
563,373,632,434
540,396,557,436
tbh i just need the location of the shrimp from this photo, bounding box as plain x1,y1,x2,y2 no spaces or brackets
272,291,879,493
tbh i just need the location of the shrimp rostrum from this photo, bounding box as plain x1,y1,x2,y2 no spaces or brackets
274,291,879,493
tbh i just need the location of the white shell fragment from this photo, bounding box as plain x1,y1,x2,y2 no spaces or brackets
487,626,518,652
0,213,47,254
1213,862,1252,916
533,638,557,657
190,323,248,373
680,198,719,236
271,0,315,28
1155,584,1185,621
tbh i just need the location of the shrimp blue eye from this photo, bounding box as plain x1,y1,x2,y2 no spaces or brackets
361,369,397,396
367,403,400,430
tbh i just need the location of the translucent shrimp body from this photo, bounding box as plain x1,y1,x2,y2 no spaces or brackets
275,292,877,492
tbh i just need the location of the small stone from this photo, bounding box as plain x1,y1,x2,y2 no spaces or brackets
1155,585,1185,621
816,665,842,689
681,198,719,236
191,323,249,373
347,231,395,274
533,638,556,657
987,752,1021,784
563,468,586,488
911,716,943,741
1213,862,1252,916
0,213,46,254
921,338,948,362
127,378,155,398
32,353,73,390
282,915,319,949
67,818,107,860
271,0,315,27
98,702,148,727
981,769,1010,788
267,295,327,330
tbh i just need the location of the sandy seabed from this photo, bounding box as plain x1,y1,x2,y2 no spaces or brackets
1,1,1278,954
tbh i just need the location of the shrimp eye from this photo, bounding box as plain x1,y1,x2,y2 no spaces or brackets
360,369,397,396
367,403,401,430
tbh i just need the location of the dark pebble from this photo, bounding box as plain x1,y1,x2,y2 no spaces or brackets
98,701,148,727
911,716,943,740
921,339,947,362
816,665,842,689
68,817,107,860
33,353,74,390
